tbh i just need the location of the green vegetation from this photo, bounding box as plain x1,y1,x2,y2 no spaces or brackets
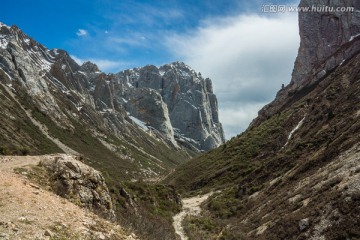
27,101,189,183
0,146,30,155
207,188,241,219
111,181,181,239
183,216,220,240
0,85,62,155
1,84,191,239
5,88,188,239
166,110,292,194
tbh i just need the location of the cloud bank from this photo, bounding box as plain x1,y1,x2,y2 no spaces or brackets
165,13,300,138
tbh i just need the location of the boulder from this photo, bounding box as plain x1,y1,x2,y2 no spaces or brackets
299,218,310,231
39,154,115,221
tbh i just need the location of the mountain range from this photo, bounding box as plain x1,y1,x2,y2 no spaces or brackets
1,0,360,239
0,21,224,182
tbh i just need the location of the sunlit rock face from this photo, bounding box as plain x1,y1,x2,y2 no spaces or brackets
113,61,225,151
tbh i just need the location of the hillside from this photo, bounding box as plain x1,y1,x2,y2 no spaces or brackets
167,52,360,238
0,22,224,183
0,154,137,240
166,0,360,239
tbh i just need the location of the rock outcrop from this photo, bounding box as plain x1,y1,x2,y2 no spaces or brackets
39,155,116,220
0,155,137,240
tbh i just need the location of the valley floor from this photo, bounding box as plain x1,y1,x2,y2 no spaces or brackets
173,192,214,240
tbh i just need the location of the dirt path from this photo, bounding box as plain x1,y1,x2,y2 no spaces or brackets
0,155,137,240
172,192,214,240
0,155,42,171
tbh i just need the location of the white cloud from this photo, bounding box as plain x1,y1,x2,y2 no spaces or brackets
70,55,133,73
76,29,88,37
165,13,299,138
220,103,267,139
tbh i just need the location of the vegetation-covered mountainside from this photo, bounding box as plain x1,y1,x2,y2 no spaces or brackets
166,1,360,238
167,42,360,240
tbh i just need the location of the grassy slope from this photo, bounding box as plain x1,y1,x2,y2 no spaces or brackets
6,81,188,182
0,83,62,155
166,51,360,239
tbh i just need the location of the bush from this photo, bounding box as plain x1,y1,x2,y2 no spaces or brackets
0,145,30,155
0,146,9,155
18,147,30,156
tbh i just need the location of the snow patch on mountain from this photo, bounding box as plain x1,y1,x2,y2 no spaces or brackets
283,116,306,148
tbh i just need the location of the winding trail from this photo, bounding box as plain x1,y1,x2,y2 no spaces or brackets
173,192,214,240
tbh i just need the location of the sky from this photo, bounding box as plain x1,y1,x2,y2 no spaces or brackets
1,0,300,139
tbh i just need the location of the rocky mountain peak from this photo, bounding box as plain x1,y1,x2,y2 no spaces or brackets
291,0,360,85
114,62,225,151
0,22,11,32
80,61,100,73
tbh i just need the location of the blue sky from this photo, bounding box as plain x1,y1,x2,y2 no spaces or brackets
1,0,300,138
2,0,257,69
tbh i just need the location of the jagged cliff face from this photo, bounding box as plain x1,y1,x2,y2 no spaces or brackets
292,0,360,85
113,62,225,151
